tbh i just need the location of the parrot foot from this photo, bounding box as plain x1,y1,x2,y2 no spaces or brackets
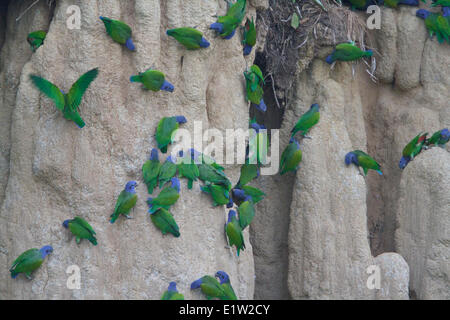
302,135,312,139
125,215,133,219
224,245,231,250
25,274,33,280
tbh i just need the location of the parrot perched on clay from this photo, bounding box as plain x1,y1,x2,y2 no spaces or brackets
99,16,135,51
161,282,185,300
210,0,247,40
291,104,320,138
191,149,231,189
383,0,419,8
416,10,450,44
238,196,255,230
279,137,302,175
201,182,234,207
110,181,138,223
27,30,46,52
63,216,97,245
130,68,174,92
399,132,428,169
242,17,256,56
326,42,373,64
149,208,180,237
158,155,178,189
142,148,162,194
215,271,238,300
191,275,227,300
177,150,200,189
345,150,383,176
244,64,267,112
225,210,245,257
426,128,450,148
30,68,99,128
147,177,180,214
188,148,225,171
166,27,210,49
235,160,259,188
10,246,53,280
232,186,265,206
155,116,187,153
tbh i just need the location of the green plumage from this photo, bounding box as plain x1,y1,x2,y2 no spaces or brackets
147,185,180,214
426,129,449,147
221,282,238,300
177,154,200,190
67,217,97,245
244,65,265,105
236,162,259,188
167,28,207,50
432,0,450,6
100,17,133,46
27,30,46,52
248,128,269,165
155,117,180,153
161,289,184,300
291,105,320,138
150,208,180,237
142,157,162,194
240,185,265,204
279,140,302,175
194,275,227,300
403,133,428,159
422,12,450,44
198,163,231,189
216,0,247,38
30,68,98,128
158,159,178,189
130,69,167,91
346,0,369,9
352,150,382,176
226,215,245,256
201,183,231,206
243,17,256,46
238,199,255,230
10,249,44,279
328,43,373,63
110,189,138,223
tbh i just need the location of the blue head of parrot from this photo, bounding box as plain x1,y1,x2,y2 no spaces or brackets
223,28,236,40
255,99,267,113
345,152,358,166
178,150,184,158
188,148,202,162
199,37,210,48
39,245,53,258
399,156,410,170
243,44,253,56
168,282,178,292
311,103,320,112
210,22,224,34
215,271,230,284
62,219,70,229
244,195,253,203
232,189,246,201
441,128,450,140
160,80,174,92
175,116,187,124
125,38,136,51
365,49,373,57
125,181,138,193
289,137,300,149
166,155,176,164
171,177,180,193
191,277,203,289
226,197,234,208
444,7,450,17
325,53,335,65
416,9,431,20
150,148,159,161
250,123,261,133
227,210,237,223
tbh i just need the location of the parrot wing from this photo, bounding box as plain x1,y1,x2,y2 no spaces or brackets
30,75,65,111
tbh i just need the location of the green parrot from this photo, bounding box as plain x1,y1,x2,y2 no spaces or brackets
189,148,225,171
399,132,428,169
235,161,259,188
191,275,227,300
416,10,450,44
166,27,210,49
249,121,269,165
426,128,450,148
63,217,97,245
326,42,373,64
161,282,185,300
177,150,200,189
238,196,255,230
10,246,53,280
158,155,178,188
29,68,99,128
291,104,320,138
201,182,233,207
279,138,303,175
346,0,371,10
345,150,383,176
244,64,267,112
215,271,238,300
232,186,265,206
242,17,256,56
147,178,180,214
27,30,46,52
142,148,162,194
110,181,138,223
431,0,450,6
99,16,135,51
225,210,245,256
210,0,247,39
130,68,174,92
384,0,419,8
155,116,187,153
149,208,180,237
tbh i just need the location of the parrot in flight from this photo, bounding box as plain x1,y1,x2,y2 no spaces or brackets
279,138,302,175
326,42,373,64
210,0,247,40
130,68,174,92
158,155,178,189
201,182,234,207
191,274,227,300
345,150,383,176
110,181,138,223
416,9,450,44
242,17,256,56
166,27,210,49
147,177,180,214
10,246,53,280
215,271,238,300
291,104,320,139
244,64,267,112
225,210,245,257
177,150,200,189
426,128,450,148
63,216,97,245
27,30,46,52
161,282,185,300
399,132,428,169
149,207,180,237
99,16,135,51
30,68,99,128
142,148,162,194
155,116,187,153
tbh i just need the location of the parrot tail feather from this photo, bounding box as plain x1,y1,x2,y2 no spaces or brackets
89,237,98,245
125,38,135,51
210,22,224,34
72,113,85,129
130,75,141,83
188,179,193,189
